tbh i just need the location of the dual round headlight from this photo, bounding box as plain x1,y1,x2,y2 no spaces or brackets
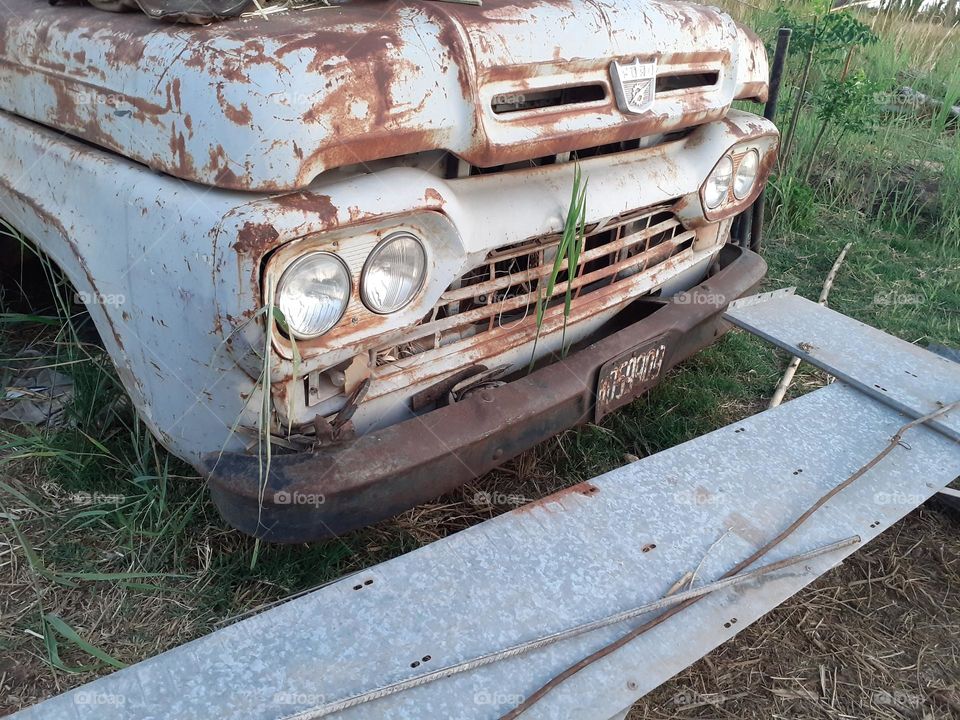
703,155,734,209
703,149,761,210
361,232,427,315
276,252,352,339
276,232,427,339
733,149,759,200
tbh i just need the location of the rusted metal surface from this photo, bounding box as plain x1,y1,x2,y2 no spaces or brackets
204,245,766,542
0,109,263,466
332,204,695,419
0,0,767,191
0,0,782,543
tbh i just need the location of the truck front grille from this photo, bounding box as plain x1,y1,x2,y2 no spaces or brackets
372,204,694,367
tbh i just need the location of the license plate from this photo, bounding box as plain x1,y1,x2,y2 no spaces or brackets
595,338,668,421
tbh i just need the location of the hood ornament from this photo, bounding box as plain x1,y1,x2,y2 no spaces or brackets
610,58,657,114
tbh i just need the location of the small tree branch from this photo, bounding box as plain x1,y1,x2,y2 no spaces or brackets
768,241,852,408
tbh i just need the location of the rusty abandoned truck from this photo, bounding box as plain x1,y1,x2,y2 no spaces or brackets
0,0,778,541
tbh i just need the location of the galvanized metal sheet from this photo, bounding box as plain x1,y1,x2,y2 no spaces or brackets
12,381,960,720
724,292,960,441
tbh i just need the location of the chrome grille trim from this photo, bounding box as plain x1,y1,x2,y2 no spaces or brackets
370,204,692,363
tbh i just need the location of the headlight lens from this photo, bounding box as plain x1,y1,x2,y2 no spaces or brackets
733,149,760,200
361,232,427,314
704,155,734,209
276,252,351,338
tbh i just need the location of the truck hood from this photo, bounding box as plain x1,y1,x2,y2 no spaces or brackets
0,0,768,191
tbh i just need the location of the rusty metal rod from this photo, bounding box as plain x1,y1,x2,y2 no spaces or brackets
283,536,860,720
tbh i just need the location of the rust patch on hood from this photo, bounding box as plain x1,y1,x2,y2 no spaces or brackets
216,84,252,126
235,221,280,256
272,192,340,228
424,188,445,206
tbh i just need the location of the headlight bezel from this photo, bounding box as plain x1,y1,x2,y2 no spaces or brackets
360,231,428,315
697,138,776,221
259,212,462,367
275,250,353,340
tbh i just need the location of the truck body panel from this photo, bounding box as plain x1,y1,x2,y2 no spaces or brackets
0,0,778,538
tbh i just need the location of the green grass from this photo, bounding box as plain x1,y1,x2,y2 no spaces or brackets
1,0,959,700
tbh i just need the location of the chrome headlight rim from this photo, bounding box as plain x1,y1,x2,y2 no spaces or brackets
360,231,428,315
276,251,352,340
733,148,760,200
703,154,734,210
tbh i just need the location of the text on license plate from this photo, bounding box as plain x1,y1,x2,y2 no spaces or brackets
595,340,668,421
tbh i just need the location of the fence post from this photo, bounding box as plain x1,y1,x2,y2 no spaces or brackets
749,27,792,253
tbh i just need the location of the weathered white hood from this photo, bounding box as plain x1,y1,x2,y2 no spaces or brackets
0,0,767,191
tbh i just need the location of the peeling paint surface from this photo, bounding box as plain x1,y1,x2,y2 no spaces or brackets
0,0,767,190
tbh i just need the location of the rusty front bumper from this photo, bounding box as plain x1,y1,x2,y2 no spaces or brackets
204,245,766,542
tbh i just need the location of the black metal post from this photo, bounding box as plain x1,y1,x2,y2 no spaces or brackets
749,27,792,254
731,213,743,244
740,207,753,249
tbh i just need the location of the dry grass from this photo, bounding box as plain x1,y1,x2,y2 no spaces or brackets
0,457,208,714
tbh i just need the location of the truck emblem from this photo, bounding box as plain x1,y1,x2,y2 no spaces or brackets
610,58,657,114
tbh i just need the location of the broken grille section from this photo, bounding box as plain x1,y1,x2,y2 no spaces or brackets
372,204,694,367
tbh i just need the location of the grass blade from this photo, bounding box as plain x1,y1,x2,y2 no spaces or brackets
43,614,128,671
